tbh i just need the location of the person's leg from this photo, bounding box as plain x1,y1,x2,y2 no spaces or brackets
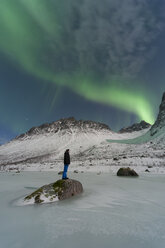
62,165,66,179
65,164,69,178
62,164,68,179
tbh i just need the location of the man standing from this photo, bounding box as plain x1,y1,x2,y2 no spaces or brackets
62,149,70,179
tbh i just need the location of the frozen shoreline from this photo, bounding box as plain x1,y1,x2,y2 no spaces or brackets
1,162,165,175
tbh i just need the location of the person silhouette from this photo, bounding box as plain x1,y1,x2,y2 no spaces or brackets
62,149,70,179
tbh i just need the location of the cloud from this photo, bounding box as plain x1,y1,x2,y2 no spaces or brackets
0,0,164,125
0,0,164,81
74,0,164,78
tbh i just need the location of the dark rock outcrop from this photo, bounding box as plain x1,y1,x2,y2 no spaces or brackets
117,167,139,177
24,179,83,204
58,171,63,175
119,121,151,133
150,92,165,136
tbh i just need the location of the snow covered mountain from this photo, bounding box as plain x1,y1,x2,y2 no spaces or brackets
0,117,114,168
0,93,165,172
16,117,111,139
119,121,151,133
150,92,165,136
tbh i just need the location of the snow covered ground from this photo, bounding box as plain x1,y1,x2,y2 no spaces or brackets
0,126,164,173
0,171,165,248
0,115,164,173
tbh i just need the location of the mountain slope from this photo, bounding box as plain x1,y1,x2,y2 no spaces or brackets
0,118,113,166
0,118,151,170
150,92,165,136
119,121,151,133
108,92,165,145
0,93,165,172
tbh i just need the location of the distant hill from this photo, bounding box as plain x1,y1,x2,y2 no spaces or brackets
119,121,151,133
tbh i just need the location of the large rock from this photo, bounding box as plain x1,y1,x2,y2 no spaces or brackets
24,179,83,204
117,167,139,177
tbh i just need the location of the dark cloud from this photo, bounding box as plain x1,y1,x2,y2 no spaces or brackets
73,0,165,78
0,0,165,137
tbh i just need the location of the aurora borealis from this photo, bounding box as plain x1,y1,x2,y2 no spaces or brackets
0,0,165,143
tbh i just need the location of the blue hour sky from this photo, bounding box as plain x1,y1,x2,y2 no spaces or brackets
0,0,165,144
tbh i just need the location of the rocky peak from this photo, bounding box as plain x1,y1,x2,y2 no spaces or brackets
150,92,165,136
119,120,151,133
16,117,111,139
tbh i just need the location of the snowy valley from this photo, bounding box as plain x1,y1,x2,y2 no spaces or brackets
0,93,165,174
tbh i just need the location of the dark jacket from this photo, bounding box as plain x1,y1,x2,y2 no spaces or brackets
64,150,70,165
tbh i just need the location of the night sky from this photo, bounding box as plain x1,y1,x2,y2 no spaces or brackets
0,0,165,144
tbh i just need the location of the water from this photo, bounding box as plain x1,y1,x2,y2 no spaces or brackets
0,171,165,248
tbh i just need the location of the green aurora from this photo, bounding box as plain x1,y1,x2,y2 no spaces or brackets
0,0,161,129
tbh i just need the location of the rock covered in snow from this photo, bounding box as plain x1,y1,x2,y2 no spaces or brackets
117,167,139,177
119,121,151,133
24,179,83,204
150,92,165,136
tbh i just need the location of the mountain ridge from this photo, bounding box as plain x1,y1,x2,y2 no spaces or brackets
15,117,111,140
0,92,165,171
150,92,165,136
119,120,151,133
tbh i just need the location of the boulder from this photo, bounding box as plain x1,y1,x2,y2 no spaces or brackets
58,171,63,175
117,167,139,177
24,179,83,204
